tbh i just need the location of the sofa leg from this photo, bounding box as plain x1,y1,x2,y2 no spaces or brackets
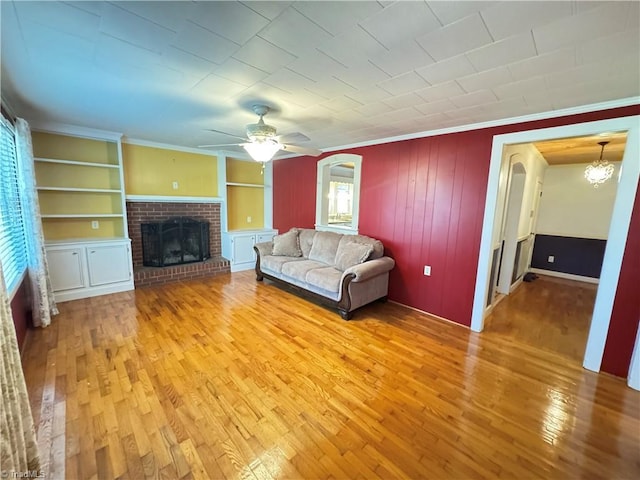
379,296,388,303
339,309,353,320
256,273,263,281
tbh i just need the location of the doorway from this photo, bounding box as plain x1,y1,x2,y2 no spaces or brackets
471,116,640,380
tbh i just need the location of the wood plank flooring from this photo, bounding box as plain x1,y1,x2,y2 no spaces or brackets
484,275,597,363
21,272,640,479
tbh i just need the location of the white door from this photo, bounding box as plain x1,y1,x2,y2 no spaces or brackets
87,244,131,286
47,248,85,291
233,235,256,264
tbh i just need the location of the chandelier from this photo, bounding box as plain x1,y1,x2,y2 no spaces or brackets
584,141,614,188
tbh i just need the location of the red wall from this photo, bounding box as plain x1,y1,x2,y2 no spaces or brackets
601,181,640,378
273,105,640,377
10,277,30,350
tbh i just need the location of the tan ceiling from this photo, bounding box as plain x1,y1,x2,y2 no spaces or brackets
532,132,628,166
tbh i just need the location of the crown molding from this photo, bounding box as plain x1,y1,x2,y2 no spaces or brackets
122,137,220,156
324,97,640,153
29,120,123,141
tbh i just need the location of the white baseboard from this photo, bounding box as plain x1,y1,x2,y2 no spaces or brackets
54,281,134,303
529,268,599,284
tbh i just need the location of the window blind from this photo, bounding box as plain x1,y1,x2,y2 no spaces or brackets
0,114,28,293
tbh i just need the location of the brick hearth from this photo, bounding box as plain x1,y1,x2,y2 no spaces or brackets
126,201,230,286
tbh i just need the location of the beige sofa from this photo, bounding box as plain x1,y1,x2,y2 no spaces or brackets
253,228,395,319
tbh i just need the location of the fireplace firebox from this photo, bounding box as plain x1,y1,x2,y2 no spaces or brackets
141,217,210,267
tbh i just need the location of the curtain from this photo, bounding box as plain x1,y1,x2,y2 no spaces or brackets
14,118,58,327
0,260,41,473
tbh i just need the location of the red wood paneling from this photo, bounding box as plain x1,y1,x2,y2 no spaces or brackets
273,105,640,375
601,182,640,378
11,278,30,350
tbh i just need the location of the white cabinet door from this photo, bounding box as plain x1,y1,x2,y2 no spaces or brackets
47,248,85,291
232,235,256,264
86,244,131,286
256,232,276,243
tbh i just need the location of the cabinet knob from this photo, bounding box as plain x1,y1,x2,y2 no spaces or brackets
72,252,78,255
90,250,96,254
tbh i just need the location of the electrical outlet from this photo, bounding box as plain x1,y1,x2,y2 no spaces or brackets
247,216,252,223
548,255,555,263
172,181,179,190
91,220,99,230
423,265,431,276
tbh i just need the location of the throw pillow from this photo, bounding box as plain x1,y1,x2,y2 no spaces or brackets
272,229,302,257
335,242,373,271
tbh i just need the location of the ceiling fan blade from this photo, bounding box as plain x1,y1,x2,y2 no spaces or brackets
277,132,310,144
198,143,242,148
206,128,248,141
280,144,322,156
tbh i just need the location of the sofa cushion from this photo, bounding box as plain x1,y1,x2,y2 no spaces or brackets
335,242,373,271
281,259,327,280
308,231,342,265
338,234,384,259
305,266,343,293
261,255,305,274
298,229,316,258
272,229,302,257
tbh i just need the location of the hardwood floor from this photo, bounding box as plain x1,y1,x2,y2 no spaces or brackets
484,275,597,363
22,272,639,479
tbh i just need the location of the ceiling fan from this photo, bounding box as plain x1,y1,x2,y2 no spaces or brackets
198,105,322,162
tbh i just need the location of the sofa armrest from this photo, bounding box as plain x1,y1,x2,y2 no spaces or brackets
343,256,395,282
254,241,273,258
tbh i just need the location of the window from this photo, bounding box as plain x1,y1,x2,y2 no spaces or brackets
0,114,28,293
316,153,362,234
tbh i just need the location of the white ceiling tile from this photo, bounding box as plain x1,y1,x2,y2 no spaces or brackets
162,46,216,78
577,28,640,65
95,34,162,70
14,1,100,41
415,81,466,102
292,1,382,35
481,1,573,41
214,58,269,86
190,2,268,45
355,102,394,117
321,96,362,113
383,93,425,110
333,61,390,89
545,63,610,91
232,37,296,74
507,47,576,82
241,1,292,21
99,3,175,54
116,1,194,32
360,1,441,49
493,76,548,101
426,1,498,26
66,1,104,16
191,73,248,99
378,71,430,96
466,33,537,72
304,76,357,99
414,98,458,115
417,14,492,62
533,2,632,54
370,41,435,77
345,85,391,104
263,68,316,93
258,8,332,56
374,106,423,124
449,89,497,109
172,21,239,64
288,89,332,108
456,66,513,93
19,18,95,67
287,52,346,82
318,27,387,66
416,55,476,85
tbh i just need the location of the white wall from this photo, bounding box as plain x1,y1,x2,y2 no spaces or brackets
536,163,620,240
491,143,548,247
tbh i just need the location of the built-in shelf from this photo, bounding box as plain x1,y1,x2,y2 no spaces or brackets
35,157,120,169
226,182,265,188
37,187,121,193
41,213,124,219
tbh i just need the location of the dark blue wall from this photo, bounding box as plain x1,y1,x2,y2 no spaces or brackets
531,234,606,278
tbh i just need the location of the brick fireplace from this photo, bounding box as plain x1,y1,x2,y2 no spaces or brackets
126,201,229,286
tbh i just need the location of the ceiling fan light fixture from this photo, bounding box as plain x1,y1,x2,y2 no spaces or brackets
584,141,615,188
242,138,282,163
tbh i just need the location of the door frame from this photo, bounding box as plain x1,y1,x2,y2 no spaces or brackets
471,116,640,377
